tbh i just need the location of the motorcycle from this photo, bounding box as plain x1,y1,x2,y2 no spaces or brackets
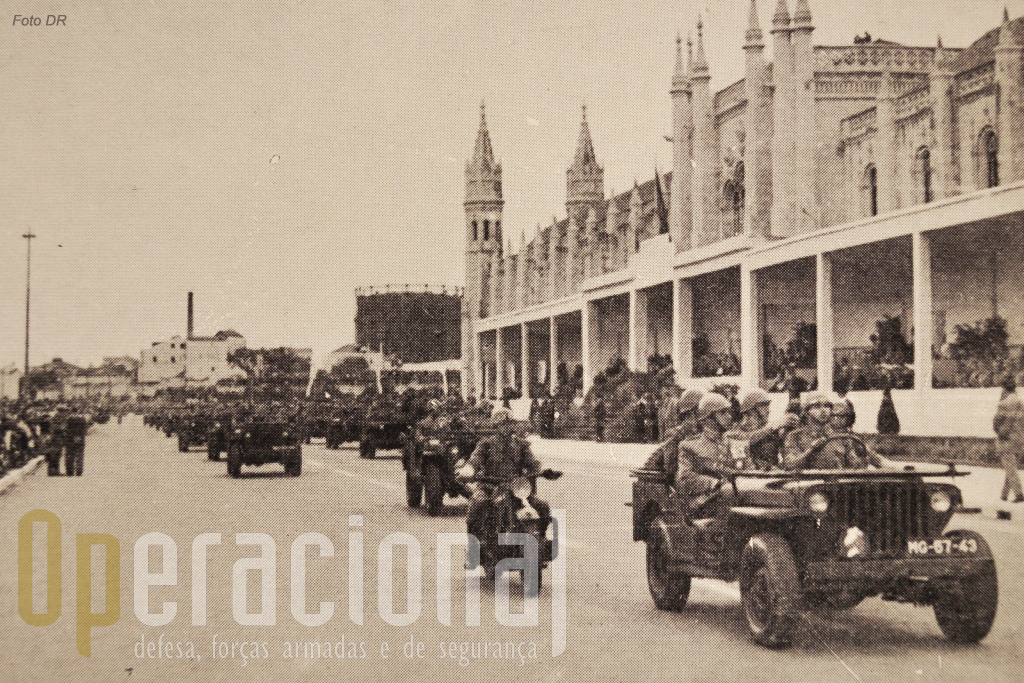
463,468,562,595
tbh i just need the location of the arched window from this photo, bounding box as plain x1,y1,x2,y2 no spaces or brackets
918,147,932,203
983,129,999,188
483,220,490,241
864,164,878,216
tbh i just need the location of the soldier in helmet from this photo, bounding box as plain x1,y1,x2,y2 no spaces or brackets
828,395,890,469
727,389,799,469
673,393,736,514
782,392,842,470
642,388,704,475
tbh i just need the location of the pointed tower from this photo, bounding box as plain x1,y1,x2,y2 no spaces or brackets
566,105,605,230
745,0,771,238
770,0,795,236
670,34,694,251
791,0,816,231
691,17,715,246
996,9,1024,184
464,102,504,397
930,35,956,199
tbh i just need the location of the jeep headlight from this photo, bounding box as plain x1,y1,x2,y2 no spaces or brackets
282,431,289,438
427,438,441,447
808,492,829,515
449,445,459,456
510,476,532,500
930,490,952,513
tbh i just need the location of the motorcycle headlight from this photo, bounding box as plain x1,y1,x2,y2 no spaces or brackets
930,490,952,513
808,492,829,515
450,445,459,455
427,438,441,447
510,477,532,500
281,431,289,438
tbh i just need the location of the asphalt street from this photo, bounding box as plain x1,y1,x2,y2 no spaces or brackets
1,417,1022,682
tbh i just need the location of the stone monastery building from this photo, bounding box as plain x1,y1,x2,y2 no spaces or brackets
461,0,1024,437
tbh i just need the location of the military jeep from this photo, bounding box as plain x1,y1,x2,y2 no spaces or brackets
226,418,302,477
177,412,213,452
631,436,997,647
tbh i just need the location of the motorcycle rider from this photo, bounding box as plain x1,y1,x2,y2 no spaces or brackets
458,407,546,569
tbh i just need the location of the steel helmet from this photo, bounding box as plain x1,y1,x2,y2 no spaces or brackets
832,396,855,418
801,391,832,410
490,406,513,423
697,393,732,421
739,389,772,414
678,388,704,415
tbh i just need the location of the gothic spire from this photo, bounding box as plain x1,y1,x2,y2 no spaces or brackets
693,16,709,77
572,104,598,168
746,0,764,48
772,0,790,29
793,0,812,28
672,34,687,90
471,100,496,171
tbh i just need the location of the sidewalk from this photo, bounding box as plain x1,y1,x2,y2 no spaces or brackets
528,436,1024,525
0,456,45,495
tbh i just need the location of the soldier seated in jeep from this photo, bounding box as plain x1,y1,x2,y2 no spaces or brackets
783,392,891,470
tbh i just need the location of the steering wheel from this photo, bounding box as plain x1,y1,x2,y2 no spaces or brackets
796,433,868,470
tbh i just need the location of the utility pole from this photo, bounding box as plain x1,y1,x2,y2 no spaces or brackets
22,231,36,397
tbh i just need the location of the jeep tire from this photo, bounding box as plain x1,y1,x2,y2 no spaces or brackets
208,442,219,461
646,519,691,611
178,435,189,452
933,530,997,643
285,454,302,477
740,533,801,648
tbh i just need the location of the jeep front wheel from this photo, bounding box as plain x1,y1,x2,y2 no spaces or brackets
933,530,998,643
645,521,690,611
424,461,443,516
406,472,423,508
739,533,801,648
285,454,302,477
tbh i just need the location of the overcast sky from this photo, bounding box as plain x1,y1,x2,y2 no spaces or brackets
0,0,1018,370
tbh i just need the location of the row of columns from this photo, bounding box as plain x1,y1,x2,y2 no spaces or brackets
482,228,937,398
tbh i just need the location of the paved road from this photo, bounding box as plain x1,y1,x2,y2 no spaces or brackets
1,417,1022,682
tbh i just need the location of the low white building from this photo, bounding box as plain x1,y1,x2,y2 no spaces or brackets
138,330,246,389
0,364,22,401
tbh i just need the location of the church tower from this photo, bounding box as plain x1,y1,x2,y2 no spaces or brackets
566,106,604,291
463,102,503,398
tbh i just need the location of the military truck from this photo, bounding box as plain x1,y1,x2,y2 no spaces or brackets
358,396,415,459
630,435,997,647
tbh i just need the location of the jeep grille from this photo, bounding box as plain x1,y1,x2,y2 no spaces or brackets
827,482,931,557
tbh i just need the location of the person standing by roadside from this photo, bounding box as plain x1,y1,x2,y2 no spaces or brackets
993,375,1024,503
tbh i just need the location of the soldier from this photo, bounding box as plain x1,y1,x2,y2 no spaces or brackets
458,407,545,568
643,388,703,475
727,389,798,469
781,392,842,470
674,393,736,515
829,396,890,469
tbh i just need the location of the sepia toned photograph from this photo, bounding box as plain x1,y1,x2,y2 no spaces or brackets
1,1,1023,680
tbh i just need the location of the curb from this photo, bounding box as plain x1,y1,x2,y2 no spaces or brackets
0,456,45,495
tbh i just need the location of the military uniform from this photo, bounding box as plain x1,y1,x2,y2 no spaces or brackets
781,424,839,470
62,411,89,476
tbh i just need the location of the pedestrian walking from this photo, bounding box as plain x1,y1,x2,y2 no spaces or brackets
993,375,1024,503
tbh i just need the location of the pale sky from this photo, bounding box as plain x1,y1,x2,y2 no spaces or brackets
0,0,1018,369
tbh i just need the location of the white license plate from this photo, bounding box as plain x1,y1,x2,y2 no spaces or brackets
907,538,978,555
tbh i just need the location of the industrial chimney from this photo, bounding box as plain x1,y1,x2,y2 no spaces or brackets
187,292,194,340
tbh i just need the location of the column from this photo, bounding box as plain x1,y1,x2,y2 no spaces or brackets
912,231,933,391
549,316,559,395
521,322,530,396
627,289,640,371
674,278,693,382
740,264,760,388
494,327,504,400
816,253,834,393
581,303,593,396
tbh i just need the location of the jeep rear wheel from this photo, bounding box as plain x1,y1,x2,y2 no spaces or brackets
424,461,443,516
208,443,219,461
933,530,998,643
227,445,242,478
360,438,376,459
645,521,691,611
178,435,189,452
285,454,302,477
740,533,801,648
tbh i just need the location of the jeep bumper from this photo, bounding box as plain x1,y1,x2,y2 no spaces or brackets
803,555,994,598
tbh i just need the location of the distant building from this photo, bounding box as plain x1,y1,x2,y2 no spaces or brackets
0,364,21,401
137,330,246,390
355,285,462,363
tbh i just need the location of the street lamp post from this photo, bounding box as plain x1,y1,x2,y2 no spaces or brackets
22,232,36,398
